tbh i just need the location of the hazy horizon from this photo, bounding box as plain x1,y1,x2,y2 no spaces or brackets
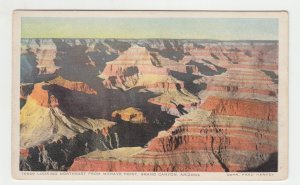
21,17,278,40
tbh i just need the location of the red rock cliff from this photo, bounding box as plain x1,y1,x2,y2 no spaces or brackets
48,76,97,95
200,96,277,121
69,105,277,172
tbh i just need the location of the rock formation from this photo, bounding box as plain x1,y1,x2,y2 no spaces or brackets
19,77,116,170
100,45,175,90
20,80,114,148
48,76,97,95
21,39,59,76
200,96,277,121
70,100,277,172
20,39,278,172
112,107,147,124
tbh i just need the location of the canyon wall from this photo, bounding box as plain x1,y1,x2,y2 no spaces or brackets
20,39,278,172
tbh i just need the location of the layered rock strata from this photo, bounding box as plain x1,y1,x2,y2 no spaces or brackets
70,103,277,172
20,39,279,172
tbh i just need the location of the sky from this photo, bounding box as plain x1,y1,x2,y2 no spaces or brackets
21,17,278,40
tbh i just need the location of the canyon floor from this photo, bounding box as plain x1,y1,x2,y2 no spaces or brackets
19,39,278,172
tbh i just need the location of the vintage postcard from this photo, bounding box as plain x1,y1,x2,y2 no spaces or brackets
12,11,288,180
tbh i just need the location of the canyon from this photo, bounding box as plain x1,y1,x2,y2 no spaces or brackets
20,39,278,172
